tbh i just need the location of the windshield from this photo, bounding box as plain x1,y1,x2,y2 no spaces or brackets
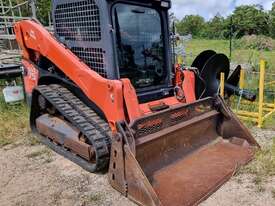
113,4,166,89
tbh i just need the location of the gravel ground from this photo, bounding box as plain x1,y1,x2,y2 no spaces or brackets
202,127,275,206
0,127,274,206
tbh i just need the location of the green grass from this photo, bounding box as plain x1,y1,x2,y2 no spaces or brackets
184,39,275,129
24,134,41,146
26,148,51,159
88,193,103,203
0,94,30,147
236,137,275,192
81,193,104,205
26,148,53,163
241,137,275,177
184,39,275,73
264,115,275,130
0,137,14,147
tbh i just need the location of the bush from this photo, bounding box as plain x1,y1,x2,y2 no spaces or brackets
235,35,275,51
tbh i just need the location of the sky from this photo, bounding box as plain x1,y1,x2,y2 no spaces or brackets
171,0,274,20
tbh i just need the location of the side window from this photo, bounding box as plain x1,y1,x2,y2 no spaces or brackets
113,4,166,89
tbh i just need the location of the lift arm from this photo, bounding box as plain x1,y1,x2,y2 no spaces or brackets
14,20,125,128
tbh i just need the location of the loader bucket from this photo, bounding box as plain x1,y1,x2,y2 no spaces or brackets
109,97,259,206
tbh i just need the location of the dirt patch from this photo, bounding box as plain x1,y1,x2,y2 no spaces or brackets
201,175,275,206
202,127,275,206
0,127,274,206
0,144,135,206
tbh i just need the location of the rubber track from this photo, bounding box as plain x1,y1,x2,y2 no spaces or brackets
36,84,111,172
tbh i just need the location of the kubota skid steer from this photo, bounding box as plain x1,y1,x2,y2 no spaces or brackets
14,0,259,205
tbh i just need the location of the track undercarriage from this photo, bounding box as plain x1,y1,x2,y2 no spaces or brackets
31,84,112,172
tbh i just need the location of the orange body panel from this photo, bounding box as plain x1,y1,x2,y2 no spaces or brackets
174,64,182,86
182,70,196,103
121,79,143,121
139,97,179,115
14,20,126,130
22,59,39,94
174,64,196,103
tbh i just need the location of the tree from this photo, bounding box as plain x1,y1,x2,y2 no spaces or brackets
36,0,52,25
1,0,51,25
231,5,269,37
269,2,275,38
205,14,226,39
176,15,206,37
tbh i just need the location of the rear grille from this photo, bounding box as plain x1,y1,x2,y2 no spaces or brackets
71,47,107,77
54,0,101,42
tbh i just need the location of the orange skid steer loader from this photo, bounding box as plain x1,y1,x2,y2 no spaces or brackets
14,0,259,205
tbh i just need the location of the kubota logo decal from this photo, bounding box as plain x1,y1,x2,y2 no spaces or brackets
29,30,36,40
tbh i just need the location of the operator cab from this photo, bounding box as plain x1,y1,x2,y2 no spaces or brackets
52,0,172,102
110,0,173,100
111,1,170,88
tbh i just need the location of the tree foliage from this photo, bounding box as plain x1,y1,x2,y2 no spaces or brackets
270,2,275,38
1,0,51,25
176,15,206,37
176,4,275,39
232,5,269,37
203,14,228,39
36,0,52,25
4,1,275,39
